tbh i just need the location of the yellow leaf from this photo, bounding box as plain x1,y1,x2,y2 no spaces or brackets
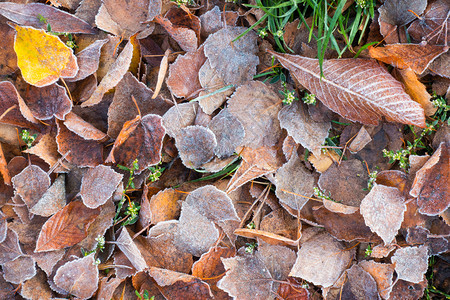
14,25,78,87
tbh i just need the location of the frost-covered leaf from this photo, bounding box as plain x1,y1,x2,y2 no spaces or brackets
163,102,198,138
360,185,406,244
30,174,66,217
23,83,72,120
270,51,426,128
341,264,379,300
12,165,50,209
391,245,428,283
2,256,36,284
359,260,394,299
379,0,427,26
116,228,148,272
208,109,244,158
175,125,217,169
0,229,23,265
67,39,108,82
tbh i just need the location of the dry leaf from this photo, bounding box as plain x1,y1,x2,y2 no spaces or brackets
176,125,217,169
53,253,99,298
348,126,372,152
290,230,354,288
341,264,379,300
116,228,148,272
0,21,18,76
162,102,198,138
391,245,428,283
379,0,427,26
360,184,406,245
67,39,108,82
106,114,165,174
80,165,123,209
218,241,296,299
0,2,96,34
2,256,36,284
208,109,244,158
12,165,51,209
234,228,298,247
63,111,107,141
410,142,449,215
22,83,72,120
20,269,53,299
81,41,133,107
389,279,427,300
154,15,198,52
14,25,78,87
35,201,100,252
149,188,182,224
278,101,330,155
0,229,23,265
30,174,66,217
228,81,282,149
270,51,426,128
359,260,394,299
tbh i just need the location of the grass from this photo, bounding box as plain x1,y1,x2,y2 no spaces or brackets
235,0,375,76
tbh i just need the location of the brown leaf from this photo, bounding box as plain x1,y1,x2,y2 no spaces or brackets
278,101,330,155
12,164,50,209
208,109,245,158
408,0,450,45
81,41,133,107
149,267,213,299
391,245,428,283
95,0,158,39
67,39,108,82
116,227,148,272
167,47,206,98
410,142,449,215
375,170,410,196
359,260,394,299
203,27,259,86
64,112,108,141
30,174,66,217
218,241,296,299
378,0,427,26
0,2,96,34
56,119,104,167
162,102,198,138
341,264,379,300
270,51,426,128
35,200,100,252
154,15,198,52
0,229,23,265
33,249,65,276
0,21,18,76
80,165,123,209
175,125,217,169
106,114,165,174
360,185,406,245
2,256,36,284
369,44,448,75
192,246,235,299
277,277,308,300
0,143,10,185
107,72,172,139
20,268,53,299
312,207,381,243
389,279,427,300
228,81,282,149
289,229,354,287
0,81,38,129
275,152,315,213
149,188,182,224
53,254,99,298
348,126,372,152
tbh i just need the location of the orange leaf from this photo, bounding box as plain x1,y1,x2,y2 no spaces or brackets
35,201,100,252
14,25,78,87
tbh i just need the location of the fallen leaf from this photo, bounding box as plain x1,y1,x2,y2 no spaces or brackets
148,267,213,299
107,114,165,174
162,102,198,138
2,256,36,284
203,27,259,86
12,164,50,209
116,227,148,272
228,81,282,149
95,0,159,39
107,72,172,139
370,243,396,258
80,165,123,209
375,170,410,196
81,41,133,107
67,39,108,82
154,15,197,52
275,152,315,213
22,83,72,120
0,143,10,185
429,51,450,78
149,188,183,224
410,142,449,215
166,47,206,98
348,126,372,152
35,200,100,252
0,2,96,34
14,25,78,87
33,249,66,277
63,111,107,141
218,241,296,299
391,245,428,283
234,228,298,247
307,150,340,173
270,51,426,128
360,184,406,245
175,125,217,169
278,101,330,155
0,229,23,265
341,264,379,300
30,174,66,217
388,279,427,300
369,44,448,75
0,21,18,76
379,0,427,27
56,119,104,167
408,0,450,45
20,269,53,300
53,253,99,298
208,109,244,158
359,260,394,300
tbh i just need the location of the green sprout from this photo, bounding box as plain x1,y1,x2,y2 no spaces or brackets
115,159,139,224
258,27,268,39
431,93,449,125
246,221,256,229
122,201,141,226
37,14,77,49
81,235,106,257
280,81,298,105
367,171,378,191
20,130,37,149
148,164,165,183
135,289,154,300
302,92,316,105
245,242,257,254
313,187,335,202
171,0,194,6
364,244,372,257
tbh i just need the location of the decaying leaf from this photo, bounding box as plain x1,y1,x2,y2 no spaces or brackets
67,39,108,82
234,228,298,247
0,229,23,265
176,125,217,169
379,0,427,26
410,142,449,215
278,101,330,155
341,264,379,300
208,109,245,158
63,112,107,141
35,201,100,252
106,114,165,174
14,25,78,87
162,102,198,138
218,241,296,299
391,245,429,283
360,184,406,245
53,254,99,298
116,227,148,272
2,256,36,284
348,126,372,153
12,164,51,209
270,51,426,128
80,165,123,209
154,15,198,53
289,230,354,288
149,188,183,224
30,174,66,217
23,83,72,120
359,260,394,300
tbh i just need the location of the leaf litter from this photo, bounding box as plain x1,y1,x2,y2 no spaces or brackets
0,0,448,299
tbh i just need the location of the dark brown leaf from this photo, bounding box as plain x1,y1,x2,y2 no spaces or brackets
0,81,38,129
154,15,197,52
378,0,427,26
270,51,426,127
23,83,72,120
35,201,100,252
341,264,379,300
